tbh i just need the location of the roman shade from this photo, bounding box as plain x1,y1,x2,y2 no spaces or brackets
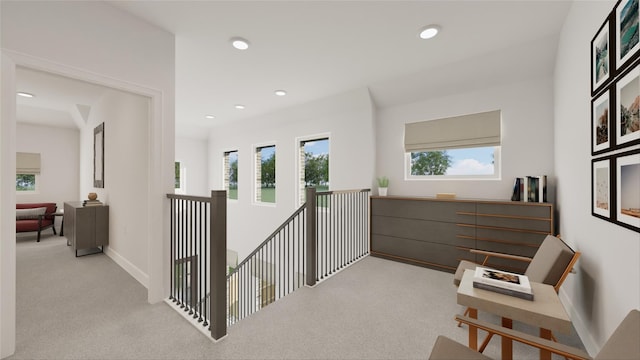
16,152,41,174
404,110,501,152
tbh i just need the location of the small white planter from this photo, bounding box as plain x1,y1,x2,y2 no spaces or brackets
378,187,388,196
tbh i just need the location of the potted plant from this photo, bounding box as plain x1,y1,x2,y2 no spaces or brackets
377,176,389,196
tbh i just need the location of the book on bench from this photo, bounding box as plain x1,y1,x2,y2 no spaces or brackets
472,266,534,301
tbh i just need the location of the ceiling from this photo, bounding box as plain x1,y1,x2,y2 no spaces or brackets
16,67,107,129
16,1,573,138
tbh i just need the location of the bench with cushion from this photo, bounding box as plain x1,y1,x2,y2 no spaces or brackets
16,202,57,242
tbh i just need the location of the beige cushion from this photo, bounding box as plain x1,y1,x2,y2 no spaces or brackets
596,309,640,360
16,207,47,220
429,335,491,360
524,235,574,286
454,260,477,286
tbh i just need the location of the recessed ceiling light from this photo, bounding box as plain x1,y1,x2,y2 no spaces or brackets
205,115,215,119
235,104,246,110
274,90,287,96
230,37,250,50
17,92,34,98
418,25,440,40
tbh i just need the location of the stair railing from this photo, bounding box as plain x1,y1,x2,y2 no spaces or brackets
315,189,370,281
227,203,307,325
166,191,227,340
167,188,369,340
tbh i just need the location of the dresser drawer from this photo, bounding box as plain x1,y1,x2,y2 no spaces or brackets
372,198,475,224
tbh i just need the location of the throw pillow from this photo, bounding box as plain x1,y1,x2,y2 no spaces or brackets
16,207,47,220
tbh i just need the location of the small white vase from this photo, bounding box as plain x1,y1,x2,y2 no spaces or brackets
378,187,388,196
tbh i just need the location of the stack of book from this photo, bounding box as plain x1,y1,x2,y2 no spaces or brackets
511,175,547,203
83,200,103,207
472,266,534,300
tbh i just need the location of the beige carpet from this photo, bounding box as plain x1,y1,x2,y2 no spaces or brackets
9,233,586,359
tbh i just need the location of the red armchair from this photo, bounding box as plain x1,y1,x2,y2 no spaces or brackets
16,203,57,242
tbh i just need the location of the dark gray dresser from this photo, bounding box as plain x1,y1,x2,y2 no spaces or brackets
63,202,109,257
370,196,554,274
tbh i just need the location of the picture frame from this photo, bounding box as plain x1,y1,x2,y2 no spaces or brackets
592,156,612,220
592,17,612,94
615,149,640,232
615,0,640,70
592,87,611,154
94,122,104,188
615,61,640,147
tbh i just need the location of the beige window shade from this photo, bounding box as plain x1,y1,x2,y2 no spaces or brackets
404,110,501,152
16,152,41,174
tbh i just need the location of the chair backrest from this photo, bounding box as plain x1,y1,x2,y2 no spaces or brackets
524,235,579,291
595,309,640,360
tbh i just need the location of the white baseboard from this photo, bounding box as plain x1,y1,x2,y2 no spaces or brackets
105,246,149,288
559,289,598,356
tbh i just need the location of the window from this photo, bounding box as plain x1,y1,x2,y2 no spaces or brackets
175,161,181,188
175,161,186,194
16,152,40,193
407,146,500,178
404,110,501,179
224,151,238,200
255,145,276,203
298,137,329,205
16,174,37,192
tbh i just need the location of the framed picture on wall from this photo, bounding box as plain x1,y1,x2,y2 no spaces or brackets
592,18,611,94
592,88,611,154
615,61,640,147
592,157,612,220
615,149,640,232
615,0,640,70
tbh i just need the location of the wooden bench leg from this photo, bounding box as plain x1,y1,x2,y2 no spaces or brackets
540,328,553,360
501,317,513,360
468,308,478,351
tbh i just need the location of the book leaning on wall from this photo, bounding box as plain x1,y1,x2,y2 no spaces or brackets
511,175,547,203
472,266,534,300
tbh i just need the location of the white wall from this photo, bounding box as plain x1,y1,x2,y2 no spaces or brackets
376,76,555,201
208,88,375,260
175,137,209,196
79,89,151,285
554,1,640,355
0,52,18,360
16,123,79,231
1,2,175,357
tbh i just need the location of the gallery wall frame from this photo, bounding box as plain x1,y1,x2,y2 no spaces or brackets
615,0,640,72
94,122,104,188
592,15,613,95
592,1,640,234
615,149,640,232
592,87,612,155
615,60,640,148
592,156,612,221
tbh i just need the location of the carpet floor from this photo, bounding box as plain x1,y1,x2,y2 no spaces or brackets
9,233,586,359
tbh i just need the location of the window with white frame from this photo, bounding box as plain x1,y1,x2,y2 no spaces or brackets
405,110,501,179
174,161,186,194
224,150,238,200
255,145,276,203
16,152,40,193
297,137,329,205
16,174,37,192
